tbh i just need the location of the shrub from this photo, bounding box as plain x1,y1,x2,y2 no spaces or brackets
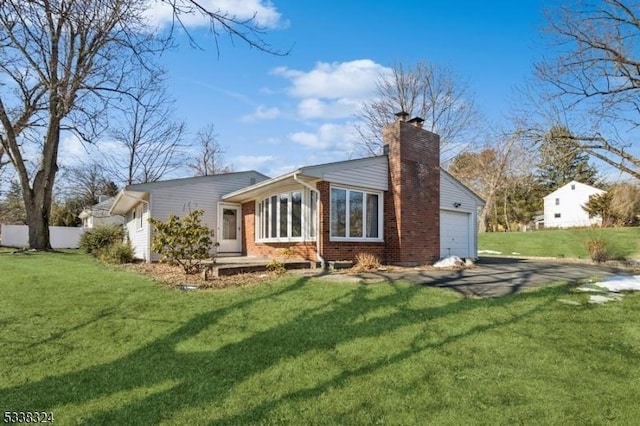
148,209,215,274
80,225,124,255
99,241,134,264
586,238,609,263
266,259,286,275
352,252,381,272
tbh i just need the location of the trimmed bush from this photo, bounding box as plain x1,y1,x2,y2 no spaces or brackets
148,209,215,274
99,241,134,264
79,225,124,255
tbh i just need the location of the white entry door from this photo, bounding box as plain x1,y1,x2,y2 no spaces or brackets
217,204,242,254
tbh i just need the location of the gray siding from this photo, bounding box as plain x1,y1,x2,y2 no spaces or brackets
125,203,150,260
321,160,388,190
149,172,265,247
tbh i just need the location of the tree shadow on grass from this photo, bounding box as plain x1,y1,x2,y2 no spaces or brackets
0,276,564,424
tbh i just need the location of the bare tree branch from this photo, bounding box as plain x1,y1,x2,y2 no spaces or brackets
188,123,232,176
354,62,484,162
532,0,640,179
164,0,291,56
104,72,187,185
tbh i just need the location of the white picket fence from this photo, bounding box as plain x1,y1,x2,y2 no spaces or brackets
0,224,85,249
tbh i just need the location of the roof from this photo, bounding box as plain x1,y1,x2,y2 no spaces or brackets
109,170,269,215
222,156,387,203
543,180,605,199
123,170,269,192
78,197,118,219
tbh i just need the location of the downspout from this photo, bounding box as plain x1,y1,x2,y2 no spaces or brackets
145,195,152,263
293,173,325,269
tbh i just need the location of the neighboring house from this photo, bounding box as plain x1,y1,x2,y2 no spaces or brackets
109,171,269,261
543,180,606,228
223,116,484,265
110,116,484,264
78,196,124,228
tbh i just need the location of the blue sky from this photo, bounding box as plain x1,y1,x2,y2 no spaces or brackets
66,1,551,179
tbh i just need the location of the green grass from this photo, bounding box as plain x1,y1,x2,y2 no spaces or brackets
479,227,640,259
1,251,640,425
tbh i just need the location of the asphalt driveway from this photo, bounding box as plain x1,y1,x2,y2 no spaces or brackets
355,257,634,298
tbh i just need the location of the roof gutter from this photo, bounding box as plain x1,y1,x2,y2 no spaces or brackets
109,190,148,216
293,172,325,269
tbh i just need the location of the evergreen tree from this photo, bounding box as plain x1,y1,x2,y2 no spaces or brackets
536,125,599,192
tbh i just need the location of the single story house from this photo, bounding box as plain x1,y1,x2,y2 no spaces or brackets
111,115,484,265
79,196,124,228
543,180,606,228
109,171,269,261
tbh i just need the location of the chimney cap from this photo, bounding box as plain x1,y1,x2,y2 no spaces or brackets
407,117,425,124
395,111,409,121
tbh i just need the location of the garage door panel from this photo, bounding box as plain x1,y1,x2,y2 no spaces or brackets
440,210,470,258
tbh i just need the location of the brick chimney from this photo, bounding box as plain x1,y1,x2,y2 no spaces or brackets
383,113,440,265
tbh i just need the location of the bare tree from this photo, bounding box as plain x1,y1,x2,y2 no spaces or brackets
188,124,232,176
58,162,118,206
105,73,187,185
0,0,165,249
448,129,536,231
0,0,285,249
532,0,640,179
355,62,483,161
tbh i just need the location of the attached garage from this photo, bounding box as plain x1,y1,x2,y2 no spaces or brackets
439,170,484,260
440,209,472,258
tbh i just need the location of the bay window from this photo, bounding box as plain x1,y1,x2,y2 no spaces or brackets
257,190,306,241
330,186,383,241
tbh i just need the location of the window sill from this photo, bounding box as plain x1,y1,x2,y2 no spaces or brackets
329,237,384,243
256,238,314,244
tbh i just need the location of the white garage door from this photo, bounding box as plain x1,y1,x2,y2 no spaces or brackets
440,210,471,258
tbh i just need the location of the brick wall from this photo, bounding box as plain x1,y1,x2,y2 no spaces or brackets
383,119,440,265
238,117,440,266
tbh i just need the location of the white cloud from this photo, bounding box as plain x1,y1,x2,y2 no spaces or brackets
288,122,359,153
59,134,91,167
145,0,284,30
241,105,281,122
274,59,389,100
297,97,363,120
273,59,390,119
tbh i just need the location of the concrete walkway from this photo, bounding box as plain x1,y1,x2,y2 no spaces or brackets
346,257,633,298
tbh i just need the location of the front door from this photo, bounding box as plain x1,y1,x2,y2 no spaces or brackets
217,204,242,254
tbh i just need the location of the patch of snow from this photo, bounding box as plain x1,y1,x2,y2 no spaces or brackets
592,275,640,292
478,250,502,255
179,285,198,292
434,256,465,268
589,294,623,304
576,285,607,293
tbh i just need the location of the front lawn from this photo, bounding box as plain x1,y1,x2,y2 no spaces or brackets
1,251,639,425
479,227,640,259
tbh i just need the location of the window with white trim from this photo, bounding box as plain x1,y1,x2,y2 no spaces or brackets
257,191,304,241
330,186,382,241
135,204,145,229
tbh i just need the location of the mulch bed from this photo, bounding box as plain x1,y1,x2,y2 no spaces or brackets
123,262,277,290
121,260,476,291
